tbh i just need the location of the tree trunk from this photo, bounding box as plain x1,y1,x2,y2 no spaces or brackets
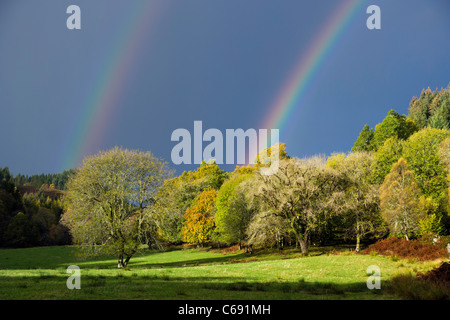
298,239,308,254
355,219,360,252
124,255,132,267
298,234,309,254
356,235,360,253
118,254,124,269
118,254,133,268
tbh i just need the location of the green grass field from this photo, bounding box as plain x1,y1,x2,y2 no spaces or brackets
0,245,445,300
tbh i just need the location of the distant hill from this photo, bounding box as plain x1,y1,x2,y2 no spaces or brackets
16,184,65,200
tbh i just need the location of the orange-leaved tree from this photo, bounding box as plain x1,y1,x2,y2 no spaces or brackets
182,189,217,246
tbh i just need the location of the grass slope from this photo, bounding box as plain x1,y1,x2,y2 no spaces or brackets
0,246,444,300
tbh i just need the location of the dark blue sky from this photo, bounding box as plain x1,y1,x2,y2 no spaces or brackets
0,0,449,175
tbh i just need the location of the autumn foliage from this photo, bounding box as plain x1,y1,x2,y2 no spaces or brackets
364,237,447,261
417,262,450,289
182,189,218,246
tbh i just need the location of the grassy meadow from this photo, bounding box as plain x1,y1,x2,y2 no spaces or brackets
0,245,447,300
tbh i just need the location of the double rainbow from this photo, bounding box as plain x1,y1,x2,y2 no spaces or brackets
60,0,365,171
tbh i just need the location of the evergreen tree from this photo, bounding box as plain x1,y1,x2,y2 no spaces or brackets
352,124,375,152
408,85,450,129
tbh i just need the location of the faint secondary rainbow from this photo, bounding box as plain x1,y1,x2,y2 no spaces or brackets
261,0,366,137
60,1,165,171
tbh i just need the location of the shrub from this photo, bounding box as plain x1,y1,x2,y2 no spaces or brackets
387,273,449,300
363,237,447,261
387,262,450,299
417,262,450,290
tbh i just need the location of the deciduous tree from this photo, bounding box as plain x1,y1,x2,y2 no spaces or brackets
182,189,217,246
373,136,404,184
327,152,386,251
372,110,417,150
215,173,255,248
152,161,228,242
379,158,425,240
251,157,347,254
62,147,171,268
402,128,450,205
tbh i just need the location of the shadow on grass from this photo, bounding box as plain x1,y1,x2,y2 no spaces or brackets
0,246,248,270
129,253,251,269
0,273,382,300
0,244,360,271
384,273,449,300
4,272,448,300
200,279,371,296
69,251,252,270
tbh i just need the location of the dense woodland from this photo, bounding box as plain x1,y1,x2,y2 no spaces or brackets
1,86,450,261
0,168,72,247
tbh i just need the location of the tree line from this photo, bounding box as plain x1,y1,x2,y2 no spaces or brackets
12,169,76,191
58,86,450,268
2,85,449,268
